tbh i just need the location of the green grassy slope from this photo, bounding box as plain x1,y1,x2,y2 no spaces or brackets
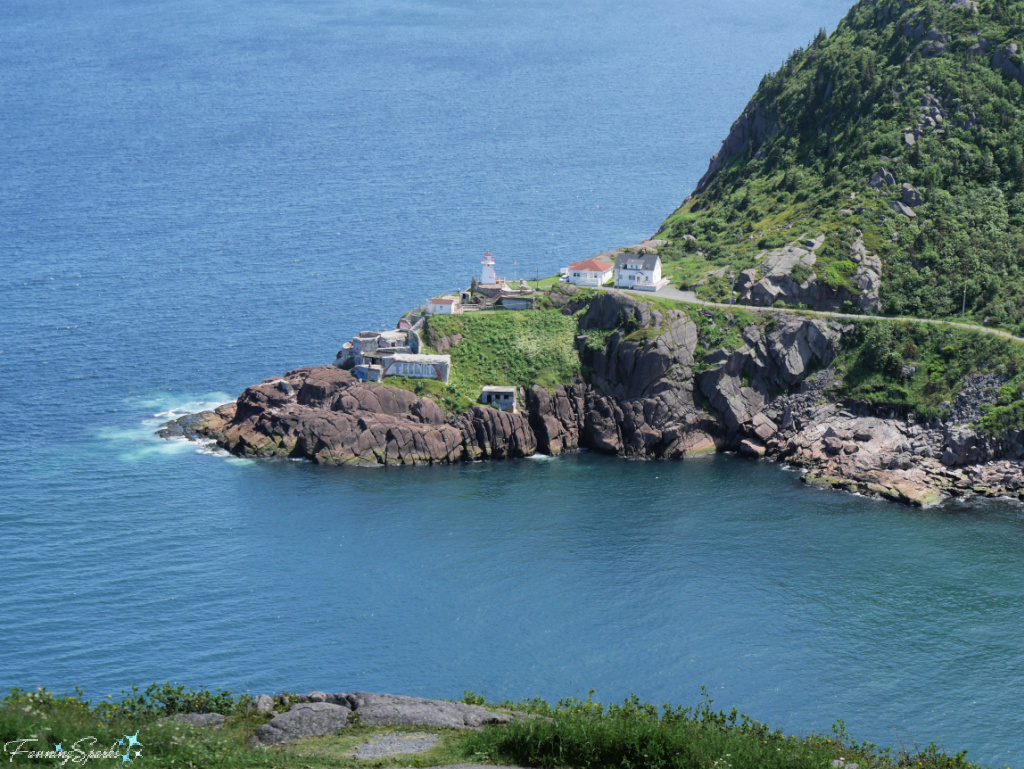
387,310,581,412
657,0,1024,332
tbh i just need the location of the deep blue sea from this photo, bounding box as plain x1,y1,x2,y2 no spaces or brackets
3,0,1024,766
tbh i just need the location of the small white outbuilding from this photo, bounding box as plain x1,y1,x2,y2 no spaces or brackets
427,296,460,314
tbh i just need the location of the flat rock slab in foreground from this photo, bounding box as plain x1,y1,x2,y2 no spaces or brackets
252,702,352,746
350,691,512,729
352,732,439,758
171,712,226,729
395,766,534,769
251,691,513,746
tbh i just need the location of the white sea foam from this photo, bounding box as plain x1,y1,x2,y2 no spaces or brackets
132,392,234,420
195,440,229,457
92,392,237,463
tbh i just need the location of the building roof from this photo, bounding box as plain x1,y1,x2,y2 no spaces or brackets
481,385,516,394
615,252,661,271
389,354,451,365
429,297,457,305
568,258,613,273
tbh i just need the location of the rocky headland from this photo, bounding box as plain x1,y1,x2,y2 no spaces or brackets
158,0,1024,510
160,288,1024,507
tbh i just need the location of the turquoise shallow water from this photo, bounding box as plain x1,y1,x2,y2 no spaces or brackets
2,0,1024,766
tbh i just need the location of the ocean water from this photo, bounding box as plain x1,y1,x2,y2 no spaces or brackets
2,0,1024,766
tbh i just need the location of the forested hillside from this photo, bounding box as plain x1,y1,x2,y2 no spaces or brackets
658,0,1024,332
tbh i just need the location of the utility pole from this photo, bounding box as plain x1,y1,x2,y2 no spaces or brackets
962,280,967,315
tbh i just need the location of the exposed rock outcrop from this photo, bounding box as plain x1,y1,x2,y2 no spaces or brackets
248,691,514,747
693,99,779,195
993,43,1024,86
252,702,352,746
750,370,1024,506
162,291,1024,506
348,691,512,729
734,233,881,312
890,200,917,218
868,168,896,189
160,366,535,466
901,183,924,208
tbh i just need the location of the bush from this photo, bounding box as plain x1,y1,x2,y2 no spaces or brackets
459,690,985,769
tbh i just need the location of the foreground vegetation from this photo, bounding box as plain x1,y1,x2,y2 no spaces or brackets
656,0,1024,332
462,690,990,769
0,684,471,769
0,685,992,769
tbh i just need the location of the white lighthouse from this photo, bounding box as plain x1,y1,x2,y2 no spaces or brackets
480,252,497,285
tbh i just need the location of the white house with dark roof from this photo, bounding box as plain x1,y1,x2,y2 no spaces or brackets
427,296,460,314
565,258,613,287
614,251,668,291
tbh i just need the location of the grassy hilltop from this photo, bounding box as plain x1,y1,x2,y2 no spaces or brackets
657,0,1024,331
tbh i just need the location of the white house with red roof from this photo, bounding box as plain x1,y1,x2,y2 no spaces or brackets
564,258,613,287
427,295,460,315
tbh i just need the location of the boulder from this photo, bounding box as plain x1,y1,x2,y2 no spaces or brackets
901,183,924,208
868,168,896,188
994,44,1024,86
824,436,845,455
739,439,766,457
251,694,275,714
752,412,779,442
347,692,512,729
889,200,917,218
251,702,351,746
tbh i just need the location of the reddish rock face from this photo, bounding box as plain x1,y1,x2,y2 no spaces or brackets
157,290,1024,504
203,366,538,466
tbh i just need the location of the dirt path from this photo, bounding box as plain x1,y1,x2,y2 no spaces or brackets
598,286,1024,344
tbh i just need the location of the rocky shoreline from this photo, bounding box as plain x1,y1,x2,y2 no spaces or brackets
159,288,1024,507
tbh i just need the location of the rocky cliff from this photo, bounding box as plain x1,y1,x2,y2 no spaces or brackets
161,290,1024,506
